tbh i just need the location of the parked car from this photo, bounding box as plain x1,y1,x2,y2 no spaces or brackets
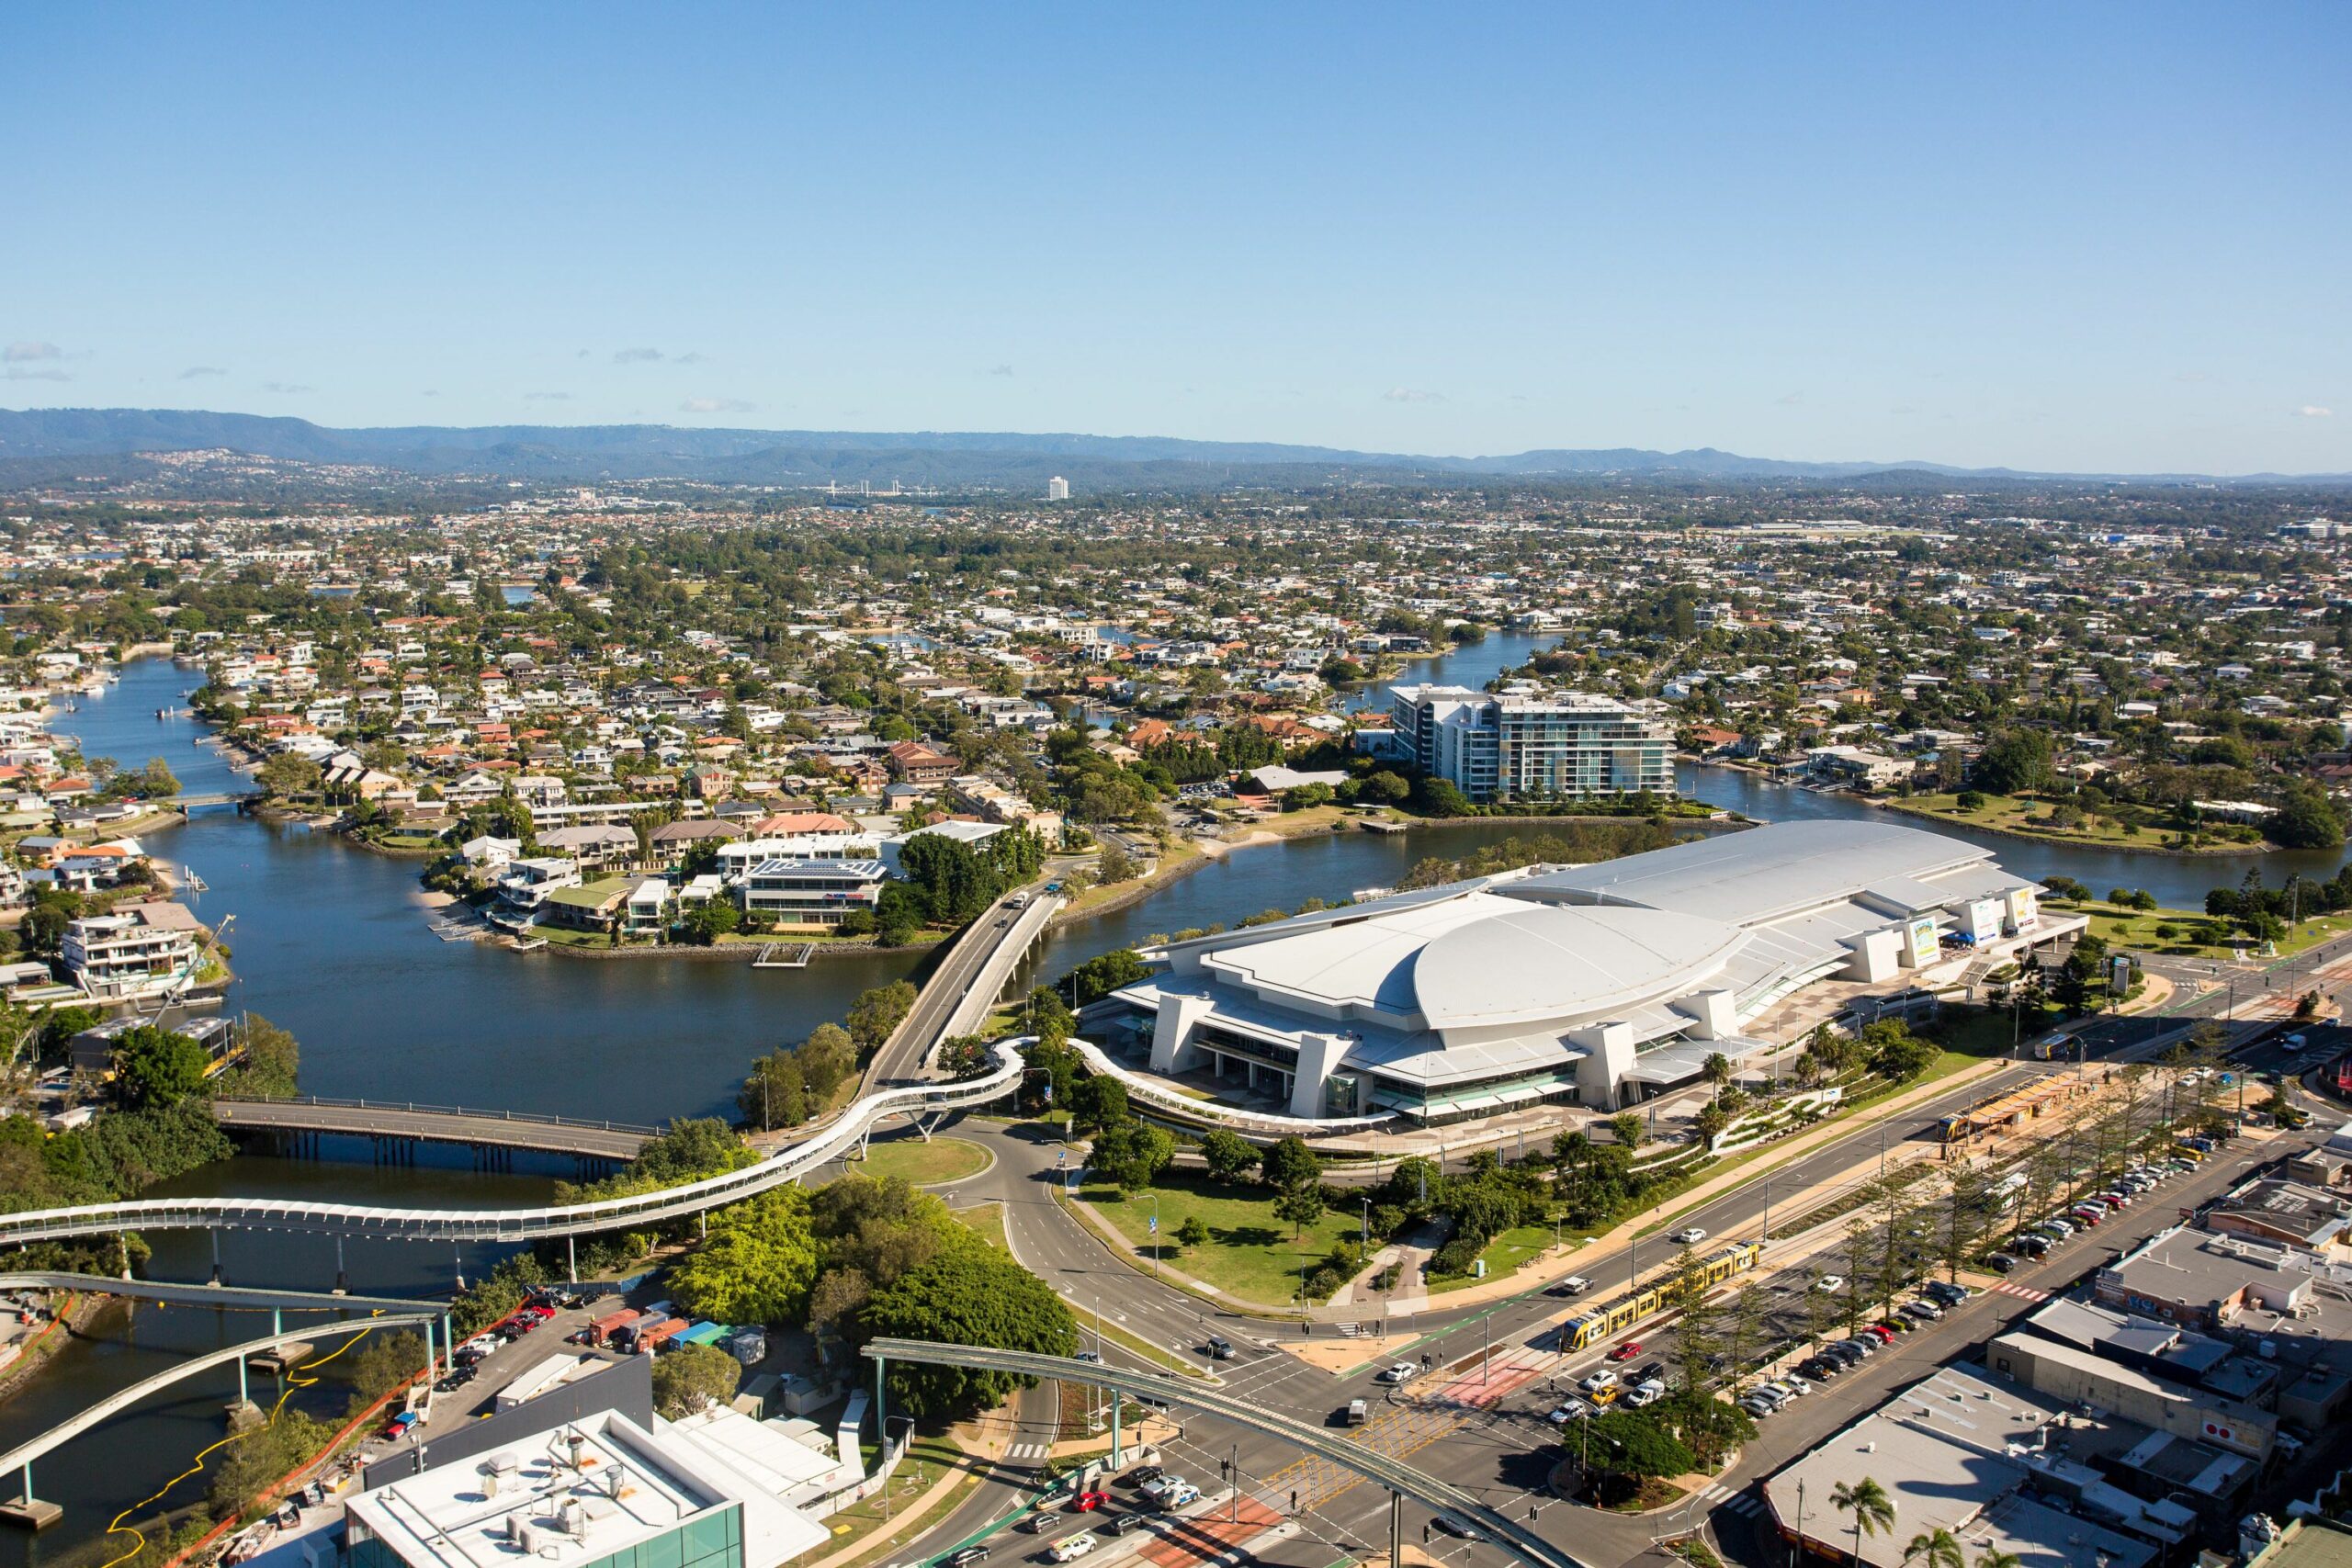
1607,1341,1644,1362
379,1410,421,1441
1049,1533,1099,1562
1987,1253,2019,1273
1924,1281,1972,1304
1797,1358,1838,1381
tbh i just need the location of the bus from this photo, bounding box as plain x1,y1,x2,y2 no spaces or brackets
1561,1240,1764,1353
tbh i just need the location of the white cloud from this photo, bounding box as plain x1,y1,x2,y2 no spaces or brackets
178,366,227,379
1776,390,1804,406
988,364,1014,378
3,342,62,363
261,381,313,395
681,396,754,414
1381,387,1445,403
613,347,665,364
2,367,68,382
2297,405,2334,418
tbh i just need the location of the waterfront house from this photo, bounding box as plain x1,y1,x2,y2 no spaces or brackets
540,877,633,935
741,857,887,927
61,900,203,1000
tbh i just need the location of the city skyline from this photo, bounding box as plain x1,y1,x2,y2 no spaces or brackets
4,4,2347,475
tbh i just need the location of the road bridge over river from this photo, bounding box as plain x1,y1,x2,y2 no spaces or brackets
213,1097,656,1163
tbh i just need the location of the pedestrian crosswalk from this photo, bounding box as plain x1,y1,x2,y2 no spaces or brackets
1692,1483,1762,1517
1990,1281,2051,1303
1007,1440,1052,1461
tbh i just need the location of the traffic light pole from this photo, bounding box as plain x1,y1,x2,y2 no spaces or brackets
1389,1489,1402,1568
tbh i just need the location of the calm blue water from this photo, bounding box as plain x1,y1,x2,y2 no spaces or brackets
1339,630,1562,713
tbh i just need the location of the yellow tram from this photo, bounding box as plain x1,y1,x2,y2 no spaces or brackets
1561,1238,1763,1352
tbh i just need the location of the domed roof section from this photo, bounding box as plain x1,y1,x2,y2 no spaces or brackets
1411,904,1748,1031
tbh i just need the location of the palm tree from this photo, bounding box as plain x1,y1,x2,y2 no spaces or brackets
1702,1051,1734,1101
1973,1552,2021,1568
1831,1477,1895,1566
1902,1529,1962,1568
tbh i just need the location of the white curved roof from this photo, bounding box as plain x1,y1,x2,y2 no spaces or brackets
1412,904,1748,1030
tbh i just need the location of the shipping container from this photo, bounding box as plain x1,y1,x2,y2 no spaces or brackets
586,1309,641,1348
676,1321,727,1348
634,1318,689,1355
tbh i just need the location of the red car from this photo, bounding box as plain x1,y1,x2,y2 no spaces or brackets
1607,1341,1643,1362
1071,1491,1110,1513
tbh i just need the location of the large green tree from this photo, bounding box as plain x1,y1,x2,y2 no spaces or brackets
668,1190,820,1325
863,1248,1078,1417
111,1025,210,1109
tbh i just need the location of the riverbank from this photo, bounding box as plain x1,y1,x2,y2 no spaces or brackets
0,1293,98,1410
1879,792,2269,858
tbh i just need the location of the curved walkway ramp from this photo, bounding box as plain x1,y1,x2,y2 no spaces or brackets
0,1313,437,1508
860,1338,1595,1568
0,1040,1026,1248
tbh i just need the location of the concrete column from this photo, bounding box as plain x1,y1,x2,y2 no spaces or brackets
1148,993,1212,1074
1571,1021,1636,1110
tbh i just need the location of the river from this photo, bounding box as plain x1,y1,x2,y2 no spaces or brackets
6,649,2343,1557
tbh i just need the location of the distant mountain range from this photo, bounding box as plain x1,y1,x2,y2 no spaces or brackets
2,406,2345,489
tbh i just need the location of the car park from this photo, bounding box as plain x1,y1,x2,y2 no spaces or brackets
1607,1340,1643,1361
1050,1533,1099,1562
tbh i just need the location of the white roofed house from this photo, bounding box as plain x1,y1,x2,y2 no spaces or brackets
1080,820,2083,1125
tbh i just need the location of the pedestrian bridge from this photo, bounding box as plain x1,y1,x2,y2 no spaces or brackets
0,1038,1026,1247
213,1097,657,1161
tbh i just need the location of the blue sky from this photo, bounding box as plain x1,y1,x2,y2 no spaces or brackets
4,3,2346,474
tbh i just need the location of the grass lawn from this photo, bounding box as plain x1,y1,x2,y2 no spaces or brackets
1430,1221,1560,1293
954,1199,1009,1250
854,1136,990,1186
1062,837,1205,918
1888,791,2261,853
1079,1171,1361,1306
2060,899,2352,962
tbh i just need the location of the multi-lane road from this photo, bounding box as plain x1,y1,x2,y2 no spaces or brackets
852,942,2346,1568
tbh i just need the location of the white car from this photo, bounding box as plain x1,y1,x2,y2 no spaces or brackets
1159,1484,1201,1510
1669,1227,1708,1245
1578,1368,1620,1394
1376,1361,1418,1385
1815,1275,1845,1292
1545,1399,1595,1424
1050,1534,1099,1562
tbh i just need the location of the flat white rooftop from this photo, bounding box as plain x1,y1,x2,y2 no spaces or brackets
346,1408,828,1568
